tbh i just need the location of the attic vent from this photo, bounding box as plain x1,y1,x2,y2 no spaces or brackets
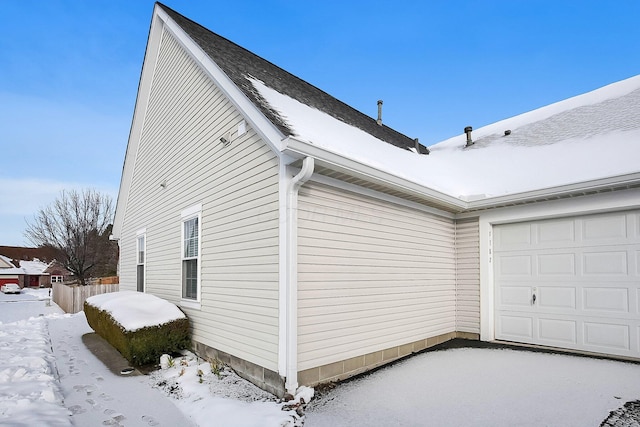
464,126,473,147
377,100,383,126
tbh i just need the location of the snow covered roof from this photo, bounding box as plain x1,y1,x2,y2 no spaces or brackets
20,259,49,275
161,4,638,207
429,75,640,198
251,74,640,205
158,3,427,154
0,256,49,275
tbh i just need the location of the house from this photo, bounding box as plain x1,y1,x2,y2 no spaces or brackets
0,255,22,287
0,255,49,288
111,3,640,396
43,260,73,285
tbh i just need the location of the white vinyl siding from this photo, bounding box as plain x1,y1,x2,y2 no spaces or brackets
455,217,480,333
297,182,456,370
118,28,280,371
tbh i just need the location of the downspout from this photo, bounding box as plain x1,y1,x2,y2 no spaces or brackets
285,156,314,394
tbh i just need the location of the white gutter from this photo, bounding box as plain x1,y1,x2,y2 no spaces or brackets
282,136,467,212
466,171,640,211
283,136,640,215
284,156,314,394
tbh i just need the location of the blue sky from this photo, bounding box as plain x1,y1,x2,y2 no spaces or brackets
1,0,639,247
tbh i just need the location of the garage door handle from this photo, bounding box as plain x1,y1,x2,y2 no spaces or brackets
532,294,537,305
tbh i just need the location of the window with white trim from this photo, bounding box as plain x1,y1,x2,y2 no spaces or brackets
181,205,201,301
136,230,146,292
51,275,63,283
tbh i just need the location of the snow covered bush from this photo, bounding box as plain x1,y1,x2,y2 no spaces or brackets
84,291,190,366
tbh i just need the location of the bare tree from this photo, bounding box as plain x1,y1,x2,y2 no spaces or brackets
25,189,115,285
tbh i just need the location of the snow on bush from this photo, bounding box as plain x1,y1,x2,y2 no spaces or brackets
85,291,186,332
84,291,190,366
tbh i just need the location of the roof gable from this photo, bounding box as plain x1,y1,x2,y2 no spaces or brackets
157,3,419,152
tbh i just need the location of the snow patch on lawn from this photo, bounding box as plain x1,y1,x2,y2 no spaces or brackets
152,352,309,426
85,291,186,332
0,317,71,426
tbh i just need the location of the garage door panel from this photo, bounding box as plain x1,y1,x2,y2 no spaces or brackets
496,255,532,277
582,214,628,241
583,251,628,275
537,219,575,244
538,318,577,345
499,286,532,307
495,223,531,248
538,253,576,275
495,209,640,360
583,287,629,313
583,322,630,351
498,315,533,340
538,286,576,309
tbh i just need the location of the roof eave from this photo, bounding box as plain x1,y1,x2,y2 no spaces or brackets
283,137,640,214
466,172,640,211
282,136,468,212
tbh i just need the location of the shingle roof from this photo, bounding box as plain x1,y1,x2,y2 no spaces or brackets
158,3,425,153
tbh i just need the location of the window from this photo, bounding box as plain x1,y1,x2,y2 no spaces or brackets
181,205,201,302
51,275,63,283
136,230,146,292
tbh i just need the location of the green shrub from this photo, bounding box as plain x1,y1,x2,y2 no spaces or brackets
84,301,190,366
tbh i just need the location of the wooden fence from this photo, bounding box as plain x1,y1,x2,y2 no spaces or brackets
88,276,119,285
52,282,119,314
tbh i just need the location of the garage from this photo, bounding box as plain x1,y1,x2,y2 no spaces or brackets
0,277,20,287
494,210,640,359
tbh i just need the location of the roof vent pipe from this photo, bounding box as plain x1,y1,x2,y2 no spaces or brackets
377,100,383,126
415,138,429,155
464,126,473,147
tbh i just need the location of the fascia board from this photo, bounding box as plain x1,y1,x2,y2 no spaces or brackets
112,5,165,238
282,136,467,212
467,172,640,211
157,8,286,153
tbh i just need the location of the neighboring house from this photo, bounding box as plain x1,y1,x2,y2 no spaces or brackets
0,247,72,287
44,260,73,285
111,3,640,396
0,255,50,288
0,255,22,287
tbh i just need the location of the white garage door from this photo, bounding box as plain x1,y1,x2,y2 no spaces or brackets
494,210,640,359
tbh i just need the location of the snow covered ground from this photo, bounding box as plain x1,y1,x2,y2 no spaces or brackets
0,289,302,426
305,346,640,427
2,289,639,426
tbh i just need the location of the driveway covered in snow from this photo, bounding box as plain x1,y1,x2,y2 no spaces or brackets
305,343,640,427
